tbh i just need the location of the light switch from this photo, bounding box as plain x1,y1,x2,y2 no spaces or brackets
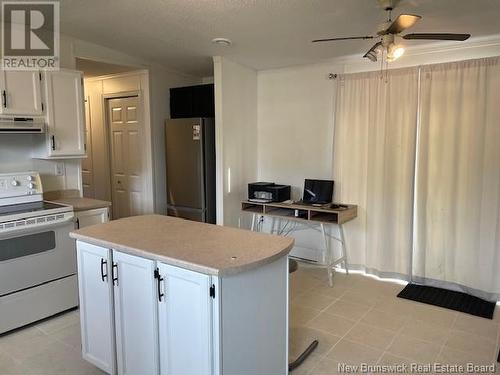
55,162,65,176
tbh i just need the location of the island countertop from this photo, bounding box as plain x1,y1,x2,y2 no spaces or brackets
70,214,294,276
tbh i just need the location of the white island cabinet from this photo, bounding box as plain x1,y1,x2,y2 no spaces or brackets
72,215,293,375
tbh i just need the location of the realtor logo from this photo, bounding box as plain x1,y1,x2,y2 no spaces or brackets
1,1,59,70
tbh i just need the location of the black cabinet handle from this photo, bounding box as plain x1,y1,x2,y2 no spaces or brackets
75,218,80,229
112,262,118,286
51,135,56,150
154,268,164,302
100,258,108,282
2,90,6,108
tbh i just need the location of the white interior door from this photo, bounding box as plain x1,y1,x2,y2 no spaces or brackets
157,263,213,375
76,242,116,375
113,251,159,375
0,70,43,115
108,96,143,219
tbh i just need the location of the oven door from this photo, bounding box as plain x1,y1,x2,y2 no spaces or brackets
0,220,76,296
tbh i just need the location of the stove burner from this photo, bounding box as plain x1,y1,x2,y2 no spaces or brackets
0,201,69,218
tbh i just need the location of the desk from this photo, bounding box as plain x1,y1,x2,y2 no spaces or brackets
241,201,357,286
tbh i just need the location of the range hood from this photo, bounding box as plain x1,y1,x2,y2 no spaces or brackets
0,116,45,133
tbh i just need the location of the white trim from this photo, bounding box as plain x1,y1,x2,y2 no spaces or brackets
84,69,149,82
213,56,224,226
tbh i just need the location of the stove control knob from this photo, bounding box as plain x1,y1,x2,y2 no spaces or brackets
27,176,35,181
28,183,36,189
11,180,20,187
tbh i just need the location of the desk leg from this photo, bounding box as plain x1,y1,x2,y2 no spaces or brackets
251,213,256,232
339,224,349,274
321,223,334,287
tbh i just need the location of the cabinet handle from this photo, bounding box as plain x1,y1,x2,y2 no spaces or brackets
100,258,108,282
75,218,80,229
154,268,164,302
112,262,118,286
2,90,6,108
51,135,56,150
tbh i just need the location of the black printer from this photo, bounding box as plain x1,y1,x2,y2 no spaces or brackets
248,182,291,203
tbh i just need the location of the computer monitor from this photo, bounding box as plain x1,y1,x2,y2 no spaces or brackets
302,179,334,204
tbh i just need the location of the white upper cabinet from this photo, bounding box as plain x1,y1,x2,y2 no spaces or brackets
0,70,43,116
40,69,85,158
157,263,213,375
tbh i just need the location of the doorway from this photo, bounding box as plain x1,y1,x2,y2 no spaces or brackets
106,96,144,219
76,58,155,218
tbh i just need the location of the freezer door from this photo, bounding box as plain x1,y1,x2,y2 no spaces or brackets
165,118,204,210
166,205,205,223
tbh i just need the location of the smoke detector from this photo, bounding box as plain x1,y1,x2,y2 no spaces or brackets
211,38,232,47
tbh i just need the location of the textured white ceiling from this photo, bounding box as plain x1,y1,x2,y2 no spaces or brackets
60,0,500,76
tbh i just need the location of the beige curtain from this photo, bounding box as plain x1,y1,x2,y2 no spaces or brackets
414,57,500,300
333,68,419,278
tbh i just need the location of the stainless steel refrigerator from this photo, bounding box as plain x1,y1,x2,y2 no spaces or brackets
165,118,216,223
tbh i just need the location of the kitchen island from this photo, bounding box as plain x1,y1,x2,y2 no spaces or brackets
70,214,294,375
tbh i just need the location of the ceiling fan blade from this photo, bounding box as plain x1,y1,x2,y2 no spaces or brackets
385,14,421,34
402,33,471,41
312,36,374,43
363,42,382,62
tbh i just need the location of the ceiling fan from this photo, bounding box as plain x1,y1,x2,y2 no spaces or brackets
312,0,471,62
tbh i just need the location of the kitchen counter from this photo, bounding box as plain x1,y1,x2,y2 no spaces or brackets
44,190,111,212
70,214,294,276
49,196,111,212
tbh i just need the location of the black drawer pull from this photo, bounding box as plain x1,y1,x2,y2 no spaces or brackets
51,135,56,150
112,262,118,286
100,258,108,282
154,268,164,302
2,90,6,108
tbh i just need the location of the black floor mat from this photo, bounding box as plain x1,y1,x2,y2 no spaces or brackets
397,283,496,319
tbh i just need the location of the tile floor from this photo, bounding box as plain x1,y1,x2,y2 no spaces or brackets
289,265,500,374
0,263,498,374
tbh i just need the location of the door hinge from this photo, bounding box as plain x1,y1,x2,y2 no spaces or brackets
209,284,215,298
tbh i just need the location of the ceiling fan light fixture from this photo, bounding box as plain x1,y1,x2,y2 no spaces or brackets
387,43,405,62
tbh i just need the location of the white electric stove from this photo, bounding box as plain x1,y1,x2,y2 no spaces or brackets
0,172,78,334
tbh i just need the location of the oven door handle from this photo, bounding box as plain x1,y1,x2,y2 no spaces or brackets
0,217,74,238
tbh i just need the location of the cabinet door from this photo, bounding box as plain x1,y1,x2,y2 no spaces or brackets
0,70,43,115
76,208,110,229
157,263,213,375
44,70,85,156
76,241,116,375
113,251,159,375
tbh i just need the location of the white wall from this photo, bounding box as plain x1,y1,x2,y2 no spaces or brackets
255,35,500,261
257,63,343,199
213,57,258,227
